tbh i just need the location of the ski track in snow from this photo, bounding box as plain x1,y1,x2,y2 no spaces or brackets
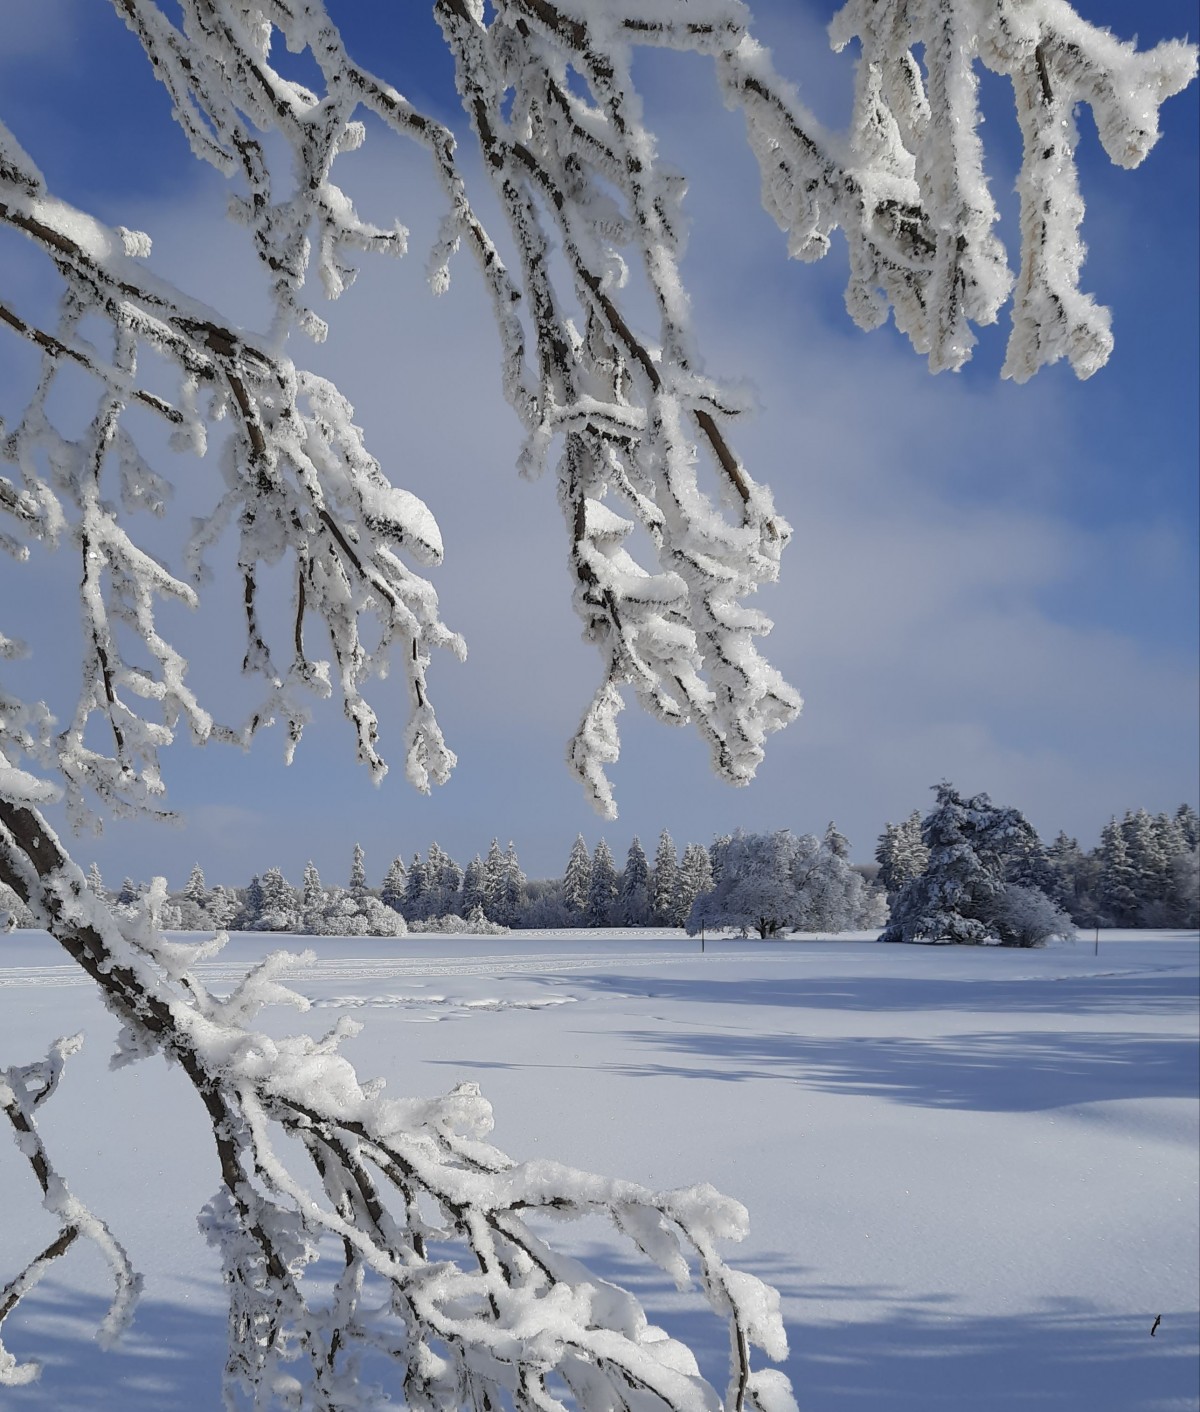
0,948,775,990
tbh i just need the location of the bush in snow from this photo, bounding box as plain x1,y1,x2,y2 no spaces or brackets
994,885,1077,948
410,907,509,936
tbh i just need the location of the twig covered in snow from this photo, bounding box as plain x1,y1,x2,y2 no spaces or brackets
0,1034,141,1387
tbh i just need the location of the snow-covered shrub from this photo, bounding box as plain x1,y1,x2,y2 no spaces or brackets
994,885,1077,947
411,907,509,936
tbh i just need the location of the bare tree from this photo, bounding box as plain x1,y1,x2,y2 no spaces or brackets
0,1,1194,1406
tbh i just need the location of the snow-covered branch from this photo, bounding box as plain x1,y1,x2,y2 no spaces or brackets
0,116,461,821
0,798,794,1409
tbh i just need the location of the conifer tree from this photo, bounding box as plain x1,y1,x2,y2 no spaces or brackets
300,862,326,933
563,835,592,916
1174,804,1200,852
461,855,486,919
349,842,368,896
238,875,265,931
881,783,1043,945
502,842,526,926
875,810,929,903
403,853,429,922
380,857,407,913
1098,818,1139,924
482,839,506,921
652,830,678,925
617,837,651,926
182,863,209,910
85,862,106,899
587,839,619,926
673,843,715,926
823,822,850,860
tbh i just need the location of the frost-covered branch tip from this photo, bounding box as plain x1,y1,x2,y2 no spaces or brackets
0,1034,141,1388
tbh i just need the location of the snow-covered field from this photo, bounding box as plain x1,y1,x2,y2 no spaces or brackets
1,928,1196,1411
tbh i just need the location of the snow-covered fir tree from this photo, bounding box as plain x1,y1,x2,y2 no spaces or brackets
379,856,407,913
255,867,298,932
652,830,679,925
1098,818,1140,926
482,838,506,921
881,783,1049,945
875,811,930,903
672,842,715,927
461,854,486,919
500,842,526,926
206,884,238,930
348,842,368,896
403,852,429,923
183,863,208,908
563,835,592,916
235,876,264,931
299,862,327,935
173,862,213,931
424,842,463,918
586,838,619,926
85,862,107,900
793,832,867,933
616,836,651,926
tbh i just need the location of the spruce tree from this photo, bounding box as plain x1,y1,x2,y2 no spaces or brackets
380,857,407,913
300,862,326,933
563,836,592,917
875,810,929,903
823,822,850,860
257,867,297,931
483,839,506,920
880,783,1041,945
672,843,714,927
587,839,618,926
1174,804,1200,852
651,830,678,925
617,837,651,926
404,853,429,922
349,842,368,895
1098,819,1139,924
502,843,526,926
461,856,486,918
184,864,208,906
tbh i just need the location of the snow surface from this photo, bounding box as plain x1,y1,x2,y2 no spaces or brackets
0,928,1196,1411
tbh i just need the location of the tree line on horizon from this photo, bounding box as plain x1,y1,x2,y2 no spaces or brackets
4,792,1194,942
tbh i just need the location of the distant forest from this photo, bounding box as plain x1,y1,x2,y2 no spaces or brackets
3,792,1196,941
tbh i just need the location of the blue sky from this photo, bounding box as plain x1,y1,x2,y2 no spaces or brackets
0,1,1196,889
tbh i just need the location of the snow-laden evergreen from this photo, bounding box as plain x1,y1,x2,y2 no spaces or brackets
881,782,1071,946
652,829,679,926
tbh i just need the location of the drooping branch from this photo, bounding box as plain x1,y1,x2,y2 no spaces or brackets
0,794,795,1409
0,116,462,818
